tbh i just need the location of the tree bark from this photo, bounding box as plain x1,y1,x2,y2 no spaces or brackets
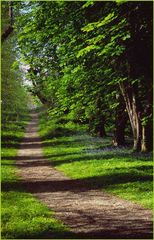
121,3,152,152
89,115,106,137
95,120,106,138
113,94,127,146
95,94,106,137
30,78,49,105
1,2,14,43
119,82,142,151
141,122,153,152
2,26,13,43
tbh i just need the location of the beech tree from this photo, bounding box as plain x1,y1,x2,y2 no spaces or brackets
15,1,153,152
1,1,14,42
78,1,153,151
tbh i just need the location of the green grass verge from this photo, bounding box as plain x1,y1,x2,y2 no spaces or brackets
39,112,153,209
1,113,70,239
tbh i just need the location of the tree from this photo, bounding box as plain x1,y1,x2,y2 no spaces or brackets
118,2,153,151
1,1,14,42
15,1,153,152
78,1,153,151
2,1,28,122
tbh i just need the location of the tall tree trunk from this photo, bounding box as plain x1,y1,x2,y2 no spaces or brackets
141,122,153,152
113,94,128,146
90,94,107,137
95,117,106,138
30,78,49,105
141,93,153,152
121,3,152,152
89,115,106,137
119,82,152,152
119,82,142,151
2,2,13,43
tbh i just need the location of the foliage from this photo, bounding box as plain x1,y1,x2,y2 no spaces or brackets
15,1,153,151
1,2,29,123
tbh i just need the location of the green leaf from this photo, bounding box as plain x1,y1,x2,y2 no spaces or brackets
77,45,100,58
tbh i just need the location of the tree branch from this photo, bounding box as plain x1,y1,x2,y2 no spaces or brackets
1,2,14,43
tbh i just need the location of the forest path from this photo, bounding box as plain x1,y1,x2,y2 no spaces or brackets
16,112,153,239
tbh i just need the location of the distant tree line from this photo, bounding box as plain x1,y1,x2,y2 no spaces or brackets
1,2,28,123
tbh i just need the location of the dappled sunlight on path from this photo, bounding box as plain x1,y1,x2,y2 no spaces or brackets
11,113,153,239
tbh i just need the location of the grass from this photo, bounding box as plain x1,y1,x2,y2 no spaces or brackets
1,112,71,239
2,109,152,238
2,191,69,239
39,112,153,209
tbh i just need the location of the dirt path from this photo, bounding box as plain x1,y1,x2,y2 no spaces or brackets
16,113,152,239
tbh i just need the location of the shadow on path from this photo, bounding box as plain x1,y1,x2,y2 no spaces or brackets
3,112,152,239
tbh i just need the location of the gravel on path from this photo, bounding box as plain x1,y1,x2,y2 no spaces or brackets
16,113,153,239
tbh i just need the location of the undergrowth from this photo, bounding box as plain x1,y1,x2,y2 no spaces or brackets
39,111,153,209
